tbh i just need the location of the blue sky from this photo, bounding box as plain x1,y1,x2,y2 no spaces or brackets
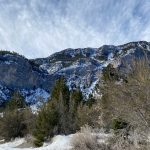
0,0,149,58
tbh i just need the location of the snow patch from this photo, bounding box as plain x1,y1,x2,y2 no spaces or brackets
0,90,7,100
0,132,112,150
0,138,25,150
3,61,17,65
0,84,10,103
0,135,73,150
40,61,63,75
21,88,50,105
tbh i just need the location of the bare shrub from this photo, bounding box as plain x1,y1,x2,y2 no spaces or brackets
99,58,150,149
108,129,150,150
100,58,150,131
109,129,136,150
77,102,104,128
16,135,35,148
71,125,111,150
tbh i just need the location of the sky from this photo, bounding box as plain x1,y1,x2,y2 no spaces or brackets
0,0,149,58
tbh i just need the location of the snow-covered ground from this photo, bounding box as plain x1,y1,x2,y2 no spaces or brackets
0,132,111,150
0,135,73,150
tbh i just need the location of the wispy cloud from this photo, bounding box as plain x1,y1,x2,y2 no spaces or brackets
0,0,149,58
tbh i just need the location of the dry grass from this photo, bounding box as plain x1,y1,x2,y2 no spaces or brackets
99,58,150,150
16,135,35,148
108,129,150,150
100,58,150,131
71,125,111,150
72,58,150,150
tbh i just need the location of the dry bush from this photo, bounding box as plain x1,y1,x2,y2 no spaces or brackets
108,129,136,150
77,102,104,128
71,125,111,150
100,59,150,131
108,129,150,150
16,135,35,148
72,59,150,150
0,108,35,141
0,110,27,141
98,58,150,149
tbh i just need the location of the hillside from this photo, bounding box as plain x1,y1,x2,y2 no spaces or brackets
0,41,150,106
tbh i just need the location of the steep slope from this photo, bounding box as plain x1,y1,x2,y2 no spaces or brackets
0,41,149,106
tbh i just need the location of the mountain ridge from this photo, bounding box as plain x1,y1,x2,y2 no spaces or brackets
0,41,150,106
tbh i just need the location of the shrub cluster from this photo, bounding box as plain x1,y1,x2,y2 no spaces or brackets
0,92,35,141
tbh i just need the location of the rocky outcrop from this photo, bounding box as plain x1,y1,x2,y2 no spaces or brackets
0,41,149,105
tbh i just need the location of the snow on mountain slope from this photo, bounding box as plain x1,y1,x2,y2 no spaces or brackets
0,41,150,105
35,41,150,98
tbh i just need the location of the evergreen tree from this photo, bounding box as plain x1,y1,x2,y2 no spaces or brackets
0,110,26,141
51,77,70,110
70,89,83,115
33,102,59,147
33,78,84,146
6,91,26,110
67,89,83,132
0,92,32,141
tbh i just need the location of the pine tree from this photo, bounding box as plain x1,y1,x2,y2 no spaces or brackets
70,89,83,115
0,91,34,141
67,89,83,132
33,77,84,146
6,91,26,110
51,77,70,107
33,102,59,147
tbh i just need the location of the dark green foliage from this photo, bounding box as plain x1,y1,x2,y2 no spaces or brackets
33,78,70,147
33,78,69,146
0,50,18,55
0,108,34,141
33,78,84,147
0,110,26,141
70,89,83,114
86,94,96,108
50,52,86,63
102,64,119,82
33,103,59,147
51,77,70,109
0,50,25,58
51,78,82,134
33,139,43,147
67,89,83,132
6,91,26,110
0,92,34,141
112,118,128,131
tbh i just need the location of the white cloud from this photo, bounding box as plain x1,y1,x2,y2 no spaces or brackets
0,0,149,58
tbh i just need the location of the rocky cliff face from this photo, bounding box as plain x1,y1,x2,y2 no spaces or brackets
0,41,150,106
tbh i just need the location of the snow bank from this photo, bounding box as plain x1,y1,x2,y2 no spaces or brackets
0,132,111,150
0,135,73,150
0,138,25,150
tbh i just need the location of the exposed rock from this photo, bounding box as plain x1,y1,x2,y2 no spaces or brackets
0,41,149,105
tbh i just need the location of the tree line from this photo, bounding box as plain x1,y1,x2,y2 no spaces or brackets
0,77,95,147
0,58,150,149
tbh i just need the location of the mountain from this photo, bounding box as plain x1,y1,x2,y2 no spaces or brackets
0,41,150,106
